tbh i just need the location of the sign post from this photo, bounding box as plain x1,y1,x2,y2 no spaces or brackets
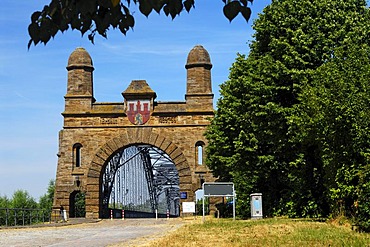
202,182,236,222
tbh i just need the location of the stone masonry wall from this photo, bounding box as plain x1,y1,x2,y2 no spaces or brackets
53,46,215,219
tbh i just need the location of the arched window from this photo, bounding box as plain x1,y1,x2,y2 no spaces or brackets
195,141,205,165
73,143,82,168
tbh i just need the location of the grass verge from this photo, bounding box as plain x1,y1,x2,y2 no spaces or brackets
141,217,370,247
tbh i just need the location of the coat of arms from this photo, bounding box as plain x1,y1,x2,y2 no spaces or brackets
126,100,150,125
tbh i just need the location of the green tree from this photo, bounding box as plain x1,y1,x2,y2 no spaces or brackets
291,45,370,225
0,195,10,225
28,0,253,48
39,179,55,212
357,164,370,231
10,190,37,209
8,190,38,225
0,195,10,208
205,0,370,218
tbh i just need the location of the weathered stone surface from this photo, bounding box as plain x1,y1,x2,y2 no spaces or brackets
54,45,216,219
165,143,177,156
179,175,192,184
179,184,193,191
148,132,159,146
154,135,165,148
169,148,183,161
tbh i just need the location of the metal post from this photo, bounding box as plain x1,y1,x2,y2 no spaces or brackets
5,208,8,227
202,196,205,223
233,190,236,221
155,209,158,220
166,209,169,220
110,209,113,220
122,209,124,220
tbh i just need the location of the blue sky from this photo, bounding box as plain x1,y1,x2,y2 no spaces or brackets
0,0,270,200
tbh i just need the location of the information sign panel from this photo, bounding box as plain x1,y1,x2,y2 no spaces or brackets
182,202,196,213
203,183,234,196
180,192,187,199
202,182,235,222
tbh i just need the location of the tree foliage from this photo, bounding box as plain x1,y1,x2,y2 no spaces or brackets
294,45,370,228
0,180,54,211
0,182,54,226
0,195,10,208
39,179,55,212
28,0,253,48
10,190,38,209
205,0,370,223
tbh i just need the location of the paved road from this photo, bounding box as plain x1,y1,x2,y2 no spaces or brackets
0,219,184,247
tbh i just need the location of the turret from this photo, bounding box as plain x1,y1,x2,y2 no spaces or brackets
64,47,95,112
185,45,213,111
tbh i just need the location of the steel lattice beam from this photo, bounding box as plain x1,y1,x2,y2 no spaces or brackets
102,145,180,217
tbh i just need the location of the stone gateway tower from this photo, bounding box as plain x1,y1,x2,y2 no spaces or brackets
54,45,215,219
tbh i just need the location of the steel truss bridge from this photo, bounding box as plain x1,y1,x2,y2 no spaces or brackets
102,145,180,218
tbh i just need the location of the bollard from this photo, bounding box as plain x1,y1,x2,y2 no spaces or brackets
122,209,125,220
110,209,113,220
166,209,169,220
63,209,68,222
155,209,158,221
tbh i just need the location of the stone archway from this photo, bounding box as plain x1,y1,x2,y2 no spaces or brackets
85,129,192,218
53,45,216,219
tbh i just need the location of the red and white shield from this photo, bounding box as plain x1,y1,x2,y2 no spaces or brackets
126,100,150,125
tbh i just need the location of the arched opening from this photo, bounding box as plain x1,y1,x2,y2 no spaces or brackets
69,191,86,218
73,143,82,168
100,144,180,219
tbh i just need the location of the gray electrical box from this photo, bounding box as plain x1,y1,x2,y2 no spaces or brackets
250,193,263,219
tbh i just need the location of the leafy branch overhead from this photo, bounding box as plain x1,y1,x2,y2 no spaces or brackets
28,0,253,48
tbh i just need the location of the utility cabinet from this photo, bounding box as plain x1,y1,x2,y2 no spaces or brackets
250,193,263,219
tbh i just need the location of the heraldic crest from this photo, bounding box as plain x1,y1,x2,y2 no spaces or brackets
122,80,156,125
126,100,150,125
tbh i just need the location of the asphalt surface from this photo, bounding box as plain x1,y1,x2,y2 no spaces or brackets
0,218,185,247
